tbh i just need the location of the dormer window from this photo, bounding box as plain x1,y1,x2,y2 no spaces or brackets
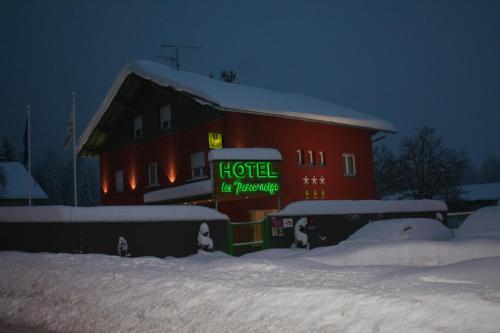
133,116,143,138
160,105,172,130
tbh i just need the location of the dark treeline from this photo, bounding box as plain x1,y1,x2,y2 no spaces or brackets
374,127,500,201
32,150,100,206
0,136,99,206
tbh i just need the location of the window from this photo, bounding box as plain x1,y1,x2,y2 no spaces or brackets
343,154,357,176
296,149,303,165
319,151,326,166
133,116,143,138
191,152,206,178
115,170,124,192
160,105,172,130
148,163,159,186
307,150,315,165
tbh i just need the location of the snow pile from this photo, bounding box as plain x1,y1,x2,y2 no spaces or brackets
0,205,228,223
303,238,500,267
300,212,500,267
454,205,500,240
342,218,452,244
271,199,447,216
2,252,500,333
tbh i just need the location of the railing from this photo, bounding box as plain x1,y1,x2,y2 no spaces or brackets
227,220,269,256
447,211,473,229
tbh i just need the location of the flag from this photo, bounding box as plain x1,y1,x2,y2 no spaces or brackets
23,118,28,166
63,109,74,149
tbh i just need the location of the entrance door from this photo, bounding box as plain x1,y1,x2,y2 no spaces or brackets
249,209,277,222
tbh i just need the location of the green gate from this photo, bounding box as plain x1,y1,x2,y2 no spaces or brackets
227,220,269,256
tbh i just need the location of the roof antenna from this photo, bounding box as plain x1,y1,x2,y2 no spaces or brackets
159,43,201,71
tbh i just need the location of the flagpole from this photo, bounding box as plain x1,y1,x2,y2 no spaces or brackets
72,92,78,207
27,105,32,207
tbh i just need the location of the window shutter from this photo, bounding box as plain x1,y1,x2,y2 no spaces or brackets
115,170,124,192
160,105,172,130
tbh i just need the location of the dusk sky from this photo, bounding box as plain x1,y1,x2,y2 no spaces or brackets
1,0,499,165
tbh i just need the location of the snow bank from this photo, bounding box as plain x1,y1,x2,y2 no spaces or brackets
454,205,500,240
78,60,396,155
0,205,228,223
271,199,447,216
303,238,500,267
207,148,282,161
343,218,452,244
1,251,500,333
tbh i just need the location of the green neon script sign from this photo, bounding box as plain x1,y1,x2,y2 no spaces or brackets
217,161,280,196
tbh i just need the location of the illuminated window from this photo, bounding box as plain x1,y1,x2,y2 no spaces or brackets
191,152,206,178
307,150,315,165
319,151,325,166
115,170,124,192
133,116,143,138
343,154,356,176
148,163,159,186
160,105,172,130
296,149,303,165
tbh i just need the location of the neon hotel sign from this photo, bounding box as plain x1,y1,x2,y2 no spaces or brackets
216,161,280,197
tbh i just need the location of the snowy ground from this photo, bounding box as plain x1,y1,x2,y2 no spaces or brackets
1,249,500,333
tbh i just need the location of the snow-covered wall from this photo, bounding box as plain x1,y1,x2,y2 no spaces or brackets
271,200,448,216
0,205,228,223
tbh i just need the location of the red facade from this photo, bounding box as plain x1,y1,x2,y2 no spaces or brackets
100,111,376,221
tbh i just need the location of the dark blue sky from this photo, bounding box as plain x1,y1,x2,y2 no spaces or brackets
1,0,499,164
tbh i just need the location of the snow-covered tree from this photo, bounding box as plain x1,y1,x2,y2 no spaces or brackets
77,159,99,206
0,137,16,162
0,164,6,196
462,159,481,185
32,150,72,205
373,144,402,197
398,127,467,201
480,153,500,183
220,70,237,83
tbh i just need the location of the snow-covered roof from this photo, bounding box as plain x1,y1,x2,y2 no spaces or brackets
144,179,213,204
78,60,396,155
0,205,228,223
208,148,282,161
270,200,448,216
460,183,500,201
0,162,48,200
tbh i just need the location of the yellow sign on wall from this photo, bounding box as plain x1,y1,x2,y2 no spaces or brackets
208,132,223,149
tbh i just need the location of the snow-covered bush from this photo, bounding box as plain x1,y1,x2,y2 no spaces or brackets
454,205,500,240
